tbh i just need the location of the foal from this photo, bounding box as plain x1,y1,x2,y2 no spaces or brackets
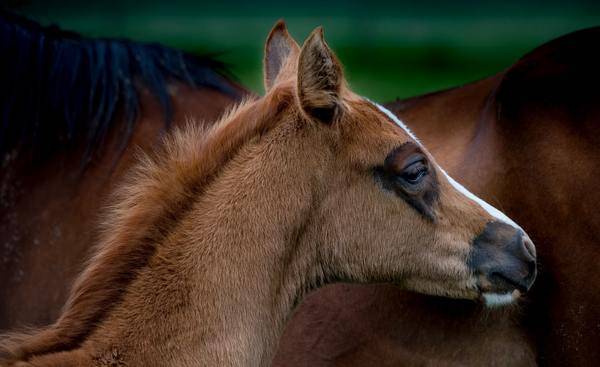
0,22,536,367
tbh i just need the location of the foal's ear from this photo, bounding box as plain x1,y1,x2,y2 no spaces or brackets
264,20,300,92
297,27,343,124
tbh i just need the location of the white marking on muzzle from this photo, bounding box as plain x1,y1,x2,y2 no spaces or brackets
482,292,516,307
372,101,522,230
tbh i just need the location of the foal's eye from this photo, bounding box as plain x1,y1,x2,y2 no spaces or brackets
399,158,428,185
376,143,439,221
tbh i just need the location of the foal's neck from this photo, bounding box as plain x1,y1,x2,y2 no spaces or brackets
152,132,323,366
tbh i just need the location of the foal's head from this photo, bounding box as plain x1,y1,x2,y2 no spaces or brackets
260,22,536,306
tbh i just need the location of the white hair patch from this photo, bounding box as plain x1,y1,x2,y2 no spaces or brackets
482,292,516,307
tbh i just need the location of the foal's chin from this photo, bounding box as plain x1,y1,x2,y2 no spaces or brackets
476,278,527,308
402,278,480,301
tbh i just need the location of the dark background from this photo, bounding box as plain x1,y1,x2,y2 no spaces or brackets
8,0,600,101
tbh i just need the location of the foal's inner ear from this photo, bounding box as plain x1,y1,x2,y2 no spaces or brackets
297,27,344,124
264,20,300,92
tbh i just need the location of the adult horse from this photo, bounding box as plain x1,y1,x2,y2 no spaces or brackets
273,27,600,366
0,11,245,331
1,22,536,366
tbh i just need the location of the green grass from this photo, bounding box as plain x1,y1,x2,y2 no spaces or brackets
15,2,600,101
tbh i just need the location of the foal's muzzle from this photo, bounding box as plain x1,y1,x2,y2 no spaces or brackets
469,221,537,298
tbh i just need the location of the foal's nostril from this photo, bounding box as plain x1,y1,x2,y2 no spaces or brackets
522,235,536,260
525,259,537,286
517,235,537,289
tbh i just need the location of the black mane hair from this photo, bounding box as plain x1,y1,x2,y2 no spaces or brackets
0,10,240,164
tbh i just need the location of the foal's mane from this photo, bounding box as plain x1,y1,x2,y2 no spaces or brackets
0,10,239,163
0,85,294,362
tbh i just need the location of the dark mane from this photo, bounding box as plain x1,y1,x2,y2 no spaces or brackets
0,10,239,163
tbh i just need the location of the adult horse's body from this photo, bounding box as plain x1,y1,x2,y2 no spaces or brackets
0,11,245,331
1,23,535,366
274,27,600,366
0,11,593,366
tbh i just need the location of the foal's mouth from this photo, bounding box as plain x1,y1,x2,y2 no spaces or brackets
473,261,536,308
474,273,528,307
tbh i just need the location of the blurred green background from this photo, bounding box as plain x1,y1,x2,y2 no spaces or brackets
9,0,600,101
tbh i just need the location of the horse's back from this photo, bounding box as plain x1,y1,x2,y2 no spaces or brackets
498,26,600,121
